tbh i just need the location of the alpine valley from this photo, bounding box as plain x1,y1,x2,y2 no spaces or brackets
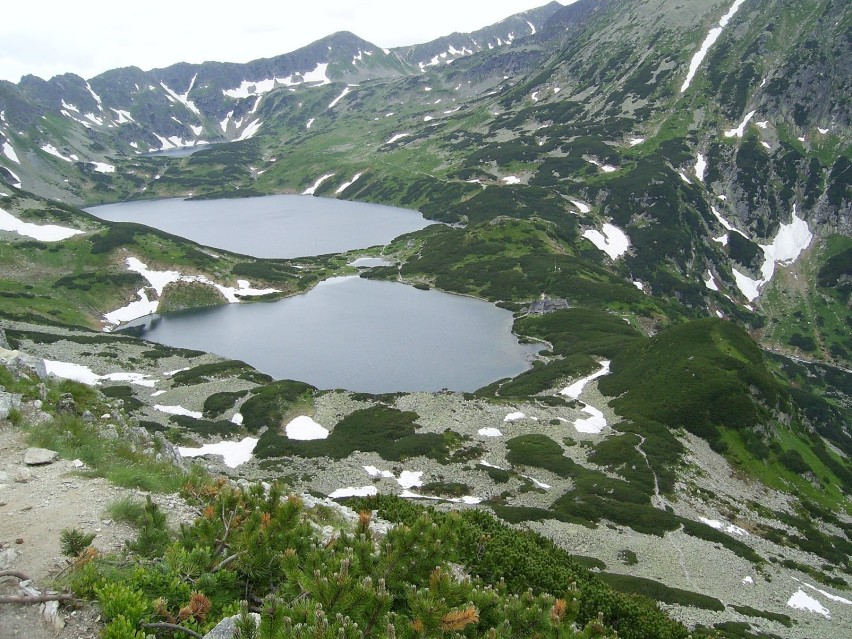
0,1,850,638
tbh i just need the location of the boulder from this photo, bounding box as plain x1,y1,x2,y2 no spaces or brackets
0,391,22,419
23,447,59,465
0,347,48,380
203,613,260,639
56,392,76,414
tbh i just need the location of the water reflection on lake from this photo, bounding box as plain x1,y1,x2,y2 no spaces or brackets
122,277,541,393
87,194,432,258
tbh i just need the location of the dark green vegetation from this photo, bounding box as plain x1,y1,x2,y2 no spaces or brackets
255,405,454,464
63,477,709,639
355,495,709,639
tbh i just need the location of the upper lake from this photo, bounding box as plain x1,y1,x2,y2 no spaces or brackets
122,277,541,393
87,194,433,258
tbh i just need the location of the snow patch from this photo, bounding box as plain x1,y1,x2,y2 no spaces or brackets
732,207,813,302
561,361,611,399
502,176,521,185
629,137,645,146
160,75,201,115
90,162,115,174
588,158,617,172
570,199,590,214
681,0,747,92
111,108,134,124
179,438,258,468
699,517,749,536
303,173,335,196
583,224,630,259
41,144,74,162
43,360,102,386
335,172,363,194
328,87,352,109
385,133,410,145
795,579,852,605
329,486,378,498
787,590,831,619
695,154,707,181
724,110,756,138
155,404,202,419
0,207,82,241
574,405,607,434
704,271,719,291
504,412,526,422
478,428,503,437
2,141,19,163
236,119,262,141
285,415,329,441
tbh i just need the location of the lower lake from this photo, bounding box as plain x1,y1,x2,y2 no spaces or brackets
87,194,432,258
122,276,541,393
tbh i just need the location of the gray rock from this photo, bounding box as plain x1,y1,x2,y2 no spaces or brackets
40,600,64,631
0,547,20,569
23,447,59,465
56,393,76,414
13,467,32,483
203,612,260,639
0,391,22,419
0,327,8,349
0,349,48,381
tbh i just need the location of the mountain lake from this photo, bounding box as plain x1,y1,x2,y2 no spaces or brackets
91,196,540,392
87,194,434,258
121,276,540,393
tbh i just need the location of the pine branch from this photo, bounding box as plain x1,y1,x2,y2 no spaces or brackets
0,570,30,581
0,593,75,604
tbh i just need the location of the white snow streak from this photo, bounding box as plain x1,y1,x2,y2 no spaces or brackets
302,173,335,196
704,271,719,291
561,361,611,399
2,141,19,163
336,172,363,194
570,199,590,214
681,0,747,93
40,144,73,162
0,207,82,241
385,133,410,145
695,154,707,181
328,87,352,109
179,438,259,468
155,404,202,419
787,590,831,619
724,110,756,138
236,119,262,140
478,428,503,437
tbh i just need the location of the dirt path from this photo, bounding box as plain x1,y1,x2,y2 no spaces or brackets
0,419,193,638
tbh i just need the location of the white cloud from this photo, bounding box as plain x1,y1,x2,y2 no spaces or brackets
0,1,571,83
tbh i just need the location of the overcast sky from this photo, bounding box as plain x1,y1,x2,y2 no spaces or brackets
0,1,567,84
